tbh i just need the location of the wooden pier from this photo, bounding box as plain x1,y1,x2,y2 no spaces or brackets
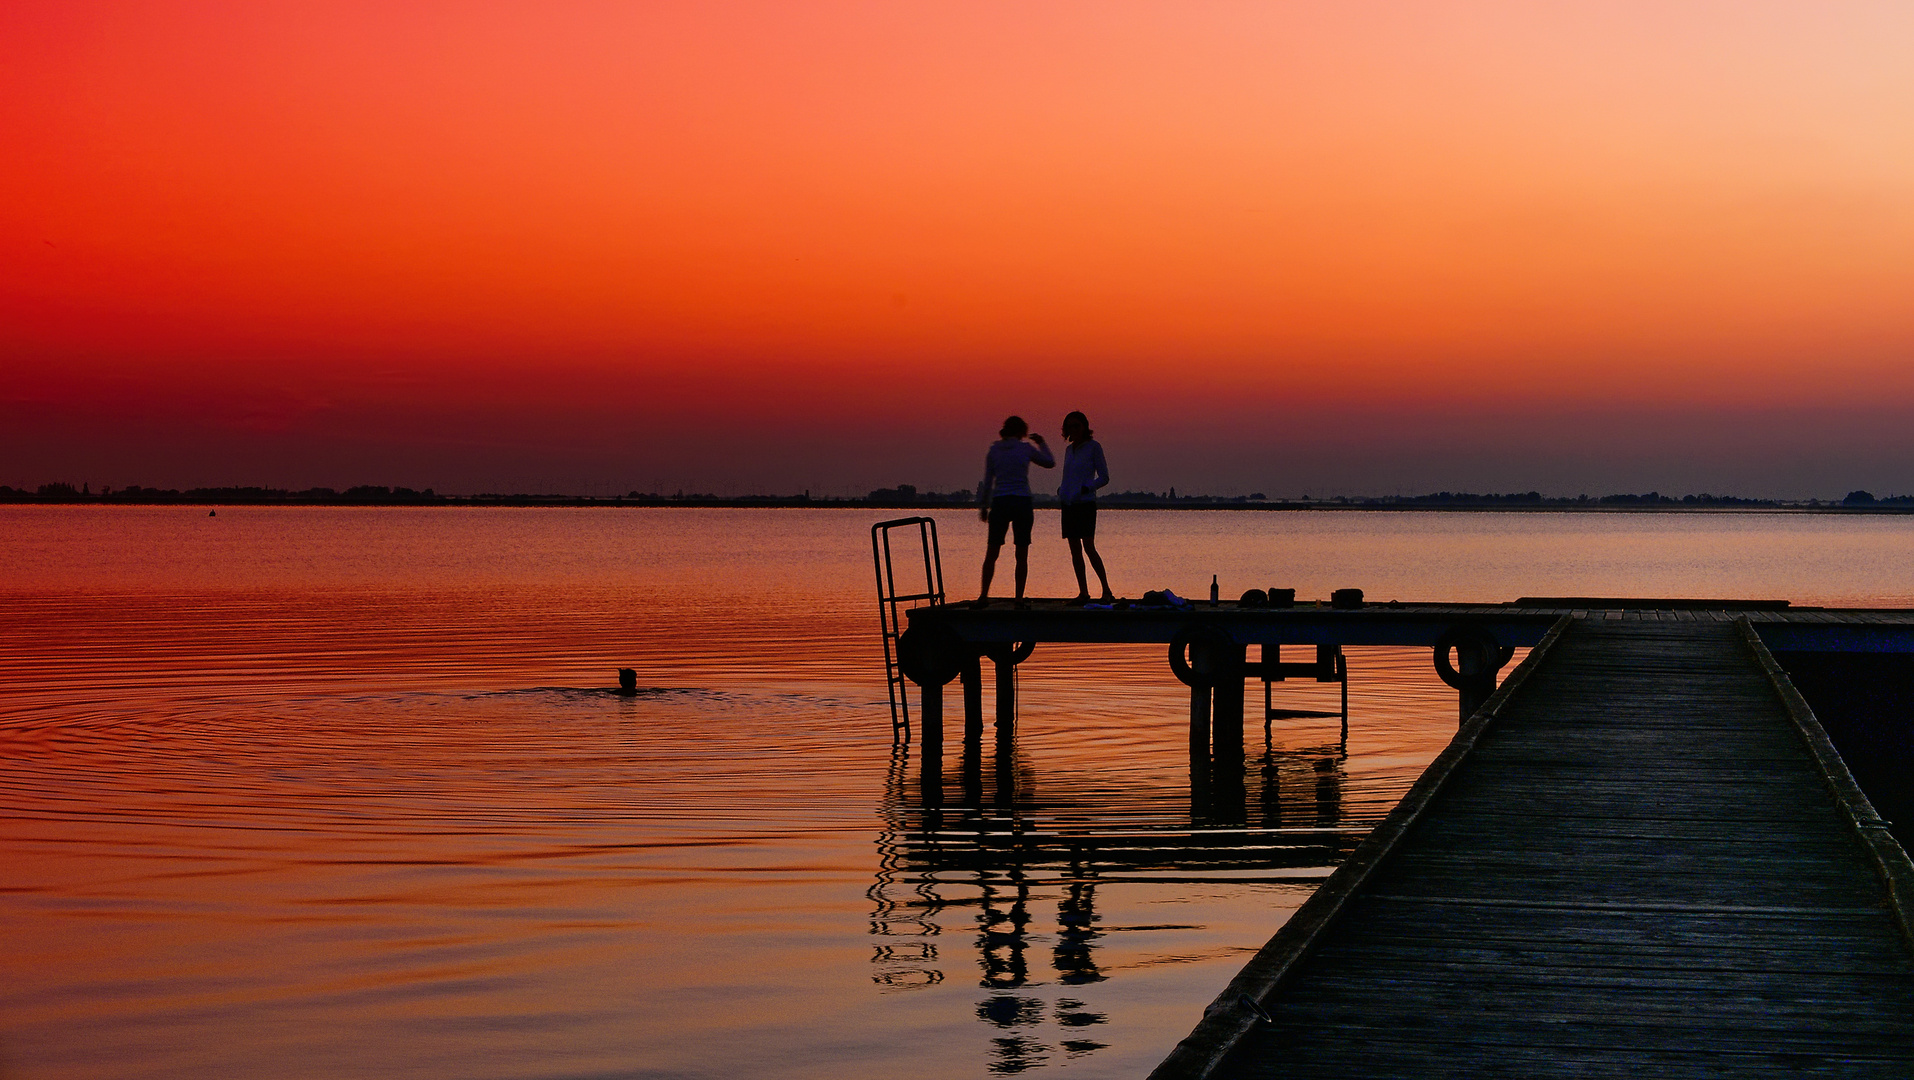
893,597,1914,1075
1150,615,1914,1078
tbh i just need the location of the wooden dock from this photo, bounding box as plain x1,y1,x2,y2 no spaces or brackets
1152,616,1914,1078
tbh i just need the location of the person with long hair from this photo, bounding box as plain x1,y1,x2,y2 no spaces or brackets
974,415,1054,608
1058,410,1114,603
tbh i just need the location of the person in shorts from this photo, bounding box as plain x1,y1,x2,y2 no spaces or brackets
1058,410,1114,603
975,415,1054,607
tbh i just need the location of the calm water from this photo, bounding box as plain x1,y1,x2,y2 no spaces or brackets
5,507,1914,1079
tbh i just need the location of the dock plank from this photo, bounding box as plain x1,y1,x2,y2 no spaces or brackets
1157,619,1914,1079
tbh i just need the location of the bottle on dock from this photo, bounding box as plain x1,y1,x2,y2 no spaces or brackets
1210,575,1219,606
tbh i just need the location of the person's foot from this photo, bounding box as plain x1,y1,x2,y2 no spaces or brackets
1099,591,1117,602
970,597,991,609
1068,594,1091,606
1013,598,1031,610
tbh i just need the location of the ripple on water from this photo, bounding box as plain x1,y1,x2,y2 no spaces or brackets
2,507,1633,1079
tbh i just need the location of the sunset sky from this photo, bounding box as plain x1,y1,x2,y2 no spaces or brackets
8,1,1914,497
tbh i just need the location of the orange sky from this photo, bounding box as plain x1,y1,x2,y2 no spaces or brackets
8,1,1914,496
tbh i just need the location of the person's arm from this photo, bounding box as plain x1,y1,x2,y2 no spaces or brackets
978,451,996,519
1090,442,1109,492
1028,435,1056,469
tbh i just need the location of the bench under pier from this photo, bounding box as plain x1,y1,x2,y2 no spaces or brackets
1153,617,1914,1078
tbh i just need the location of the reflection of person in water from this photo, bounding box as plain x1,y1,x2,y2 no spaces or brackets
974,864,1110,1073
975,416,1054,608
978,875,1034,988
1052,873,1105,985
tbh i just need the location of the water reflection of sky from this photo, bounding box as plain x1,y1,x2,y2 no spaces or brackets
872,721,1371,1075
5,507,1914,1078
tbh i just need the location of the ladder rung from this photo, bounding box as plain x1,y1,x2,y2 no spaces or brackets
1267,709,1343,719
887,591,939,603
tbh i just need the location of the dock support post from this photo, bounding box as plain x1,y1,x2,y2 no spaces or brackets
919,680,943,751
1459,682,1492,721
1189,683,1212,781
897,621,963,750
1433,625,1510,724
1454,643,1496,722
1213,644,1247,779
995,715,1018,807
1177,629,1234,787
961,655,984,743
994,655,1016,734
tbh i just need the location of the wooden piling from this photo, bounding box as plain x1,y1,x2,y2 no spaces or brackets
1213,644,1246,774
961,655,984,743
918,680,942,750
994,654,1016,733
1189,683,1211,780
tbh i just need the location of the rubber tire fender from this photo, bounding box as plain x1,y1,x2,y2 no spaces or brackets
1168,624,1236,687
1432,624,1507,690
898,622,967,687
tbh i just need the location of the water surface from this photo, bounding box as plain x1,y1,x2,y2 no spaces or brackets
5,507,1912,1078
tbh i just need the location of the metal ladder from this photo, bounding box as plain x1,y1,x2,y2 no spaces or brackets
872,516,945,740
1261,643,1349,750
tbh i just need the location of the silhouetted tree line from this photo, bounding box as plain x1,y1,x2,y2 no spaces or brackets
1365,490,1914,508
1365,491,1783,507
1101,489,1271,505
2,484,444,504
5,483,1913,509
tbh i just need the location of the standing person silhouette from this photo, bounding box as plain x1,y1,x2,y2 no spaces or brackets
1058,411,1114,603
975,415,1054,608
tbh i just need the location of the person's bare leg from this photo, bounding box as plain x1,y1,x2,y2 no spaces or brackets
1084,538,1113,599
1013,542,1030,602
978,542,1002,605
1068,538,1090,600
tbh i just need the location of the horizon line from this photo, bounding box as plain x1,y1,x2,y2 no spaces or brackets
4,483,1908,512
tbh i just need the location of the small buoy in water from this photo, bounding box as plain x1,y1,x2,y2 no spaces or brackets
208,510,217,517
616,668,637,695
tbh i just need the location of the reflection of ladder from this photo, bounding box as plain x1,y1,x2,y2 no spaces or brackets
872,516,945,740
1260,643,1349,748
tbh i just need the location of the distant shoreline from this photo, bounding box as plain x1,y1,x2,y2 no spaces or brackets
5,489,1912,513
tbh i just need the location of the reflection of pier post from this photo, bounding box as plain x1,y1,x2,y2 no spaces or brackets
1314,756,1342,827
1259,746,1281,828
